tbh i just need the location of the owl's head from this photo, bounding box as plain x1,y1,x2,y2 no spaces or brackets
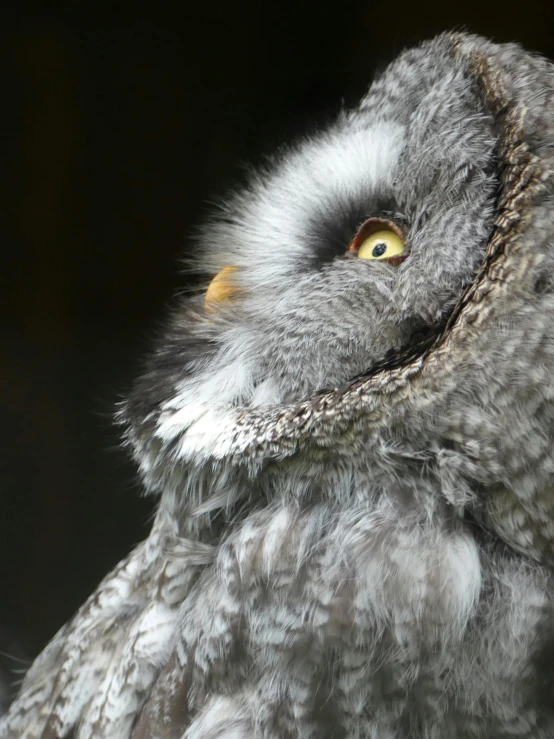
123,33,554,493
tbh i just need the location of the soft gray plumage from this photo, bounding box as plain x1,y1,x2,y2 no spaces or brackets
3,31,554,739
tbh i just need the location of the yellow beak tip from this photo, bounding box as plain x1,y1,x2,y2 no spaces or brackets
205,265,238,309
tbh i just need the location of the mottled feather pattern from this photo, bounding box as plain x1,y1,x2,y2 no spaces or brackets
3,32,554,738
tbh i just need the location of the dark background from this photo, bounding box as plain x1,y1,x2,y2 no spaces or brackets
2,0,553,686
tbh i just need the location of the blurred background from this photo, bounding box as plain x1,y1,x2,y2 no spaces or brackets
1,0,553,702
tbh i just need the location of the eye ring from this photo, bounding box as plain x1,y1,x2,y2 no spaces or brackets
347,217,407,266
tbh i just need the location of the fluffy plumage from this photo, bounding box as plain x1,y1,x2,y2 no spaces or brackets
3,31,554,739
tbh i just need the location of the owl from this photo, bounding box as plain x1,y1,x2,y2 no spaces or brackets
3,31,554,739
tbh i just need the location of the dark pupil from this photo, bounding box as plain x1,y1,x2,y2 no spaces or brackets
372,241,387,257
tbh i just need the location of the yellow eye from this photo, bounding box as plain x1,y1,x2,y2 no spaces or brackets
357,230,406,261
